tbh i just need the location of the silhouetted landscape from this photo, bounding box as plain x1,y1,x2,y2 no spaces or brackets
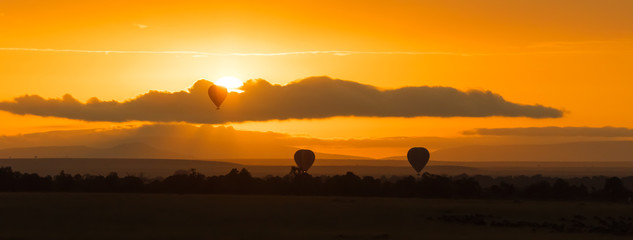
3,157,633,178
2,166,633,239
2,166,633,201
3,0,633,239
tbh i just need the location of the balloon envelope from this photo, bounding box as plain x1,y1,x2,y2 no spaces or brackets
294,149,315,172
208,85,228,109
407,147,430,173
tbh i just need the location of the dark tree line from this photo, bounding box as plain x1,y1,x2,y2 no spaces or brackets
1,166,632,201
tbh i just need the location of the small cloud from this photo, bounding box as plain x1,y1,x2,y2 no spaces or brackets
192,55,208,58
134,24,149,29
333,52,351,56
464,126,633,137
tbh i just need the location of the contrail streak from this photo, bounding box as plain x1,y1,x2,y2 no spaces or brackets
0,47,607,57
0,48,472,56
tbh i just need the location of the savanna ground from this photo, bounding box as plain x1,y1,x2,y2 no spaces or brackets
1,193,632,239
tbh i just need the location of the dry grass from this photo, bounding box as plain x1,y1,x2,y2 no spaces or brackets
0,193,631,239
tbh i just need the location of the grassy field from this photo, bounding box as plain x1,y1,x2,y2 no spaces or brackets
0,193,632,239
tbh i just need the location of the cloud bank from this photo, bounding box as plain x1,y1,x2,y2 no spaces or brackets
0,77,563,123
464,126,633,137
0,123,428,159
0,123,552,159
2,123,631,160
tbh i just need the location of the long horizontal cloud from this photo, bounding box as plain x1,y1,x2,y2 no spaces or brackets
0,77,563,123
0,47,617,57
0,48,470,56
464,126,633,137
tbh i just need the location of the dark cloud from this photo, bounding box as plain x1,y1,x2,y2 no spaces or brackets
464,126,633,137
0,77,563,123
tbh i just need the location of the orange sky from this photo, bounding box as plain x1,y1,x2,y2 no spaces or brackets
1,0,633,157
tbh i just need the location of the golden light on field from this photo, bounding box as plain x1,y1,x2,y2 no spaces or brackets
214,76,244,93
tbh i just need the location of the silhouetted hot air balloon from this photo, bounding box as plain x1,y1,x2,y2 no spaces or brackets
407,147,430,175
294,149,315,173
208,85,228,110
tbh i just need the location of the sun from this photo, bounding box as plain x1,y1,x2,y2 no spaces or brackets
214,76,244,93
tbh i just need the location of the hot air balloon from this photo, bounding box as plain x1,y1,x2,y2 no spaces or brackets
407,147,430,175
208,85,228,110
294,149,315,173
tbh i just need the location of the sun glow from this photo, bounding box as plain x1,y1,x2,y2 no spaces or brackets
214,76,244,93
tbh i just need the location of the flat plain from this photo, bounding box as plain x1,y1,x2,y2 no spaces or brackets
1,193,632,239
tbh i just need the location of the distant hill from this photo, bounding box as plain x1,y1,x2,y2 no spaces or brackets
3,140,633,177
0,157,481,177
0,142,369,160
222,158,403,166
0,158,242,177
0,143,189,159
380,156,407,161
430,141,633,162
2,157,633,177
313,152,373,160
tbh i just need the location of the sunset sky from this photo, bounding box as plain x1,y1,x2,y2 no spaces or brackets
1,0,633,158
